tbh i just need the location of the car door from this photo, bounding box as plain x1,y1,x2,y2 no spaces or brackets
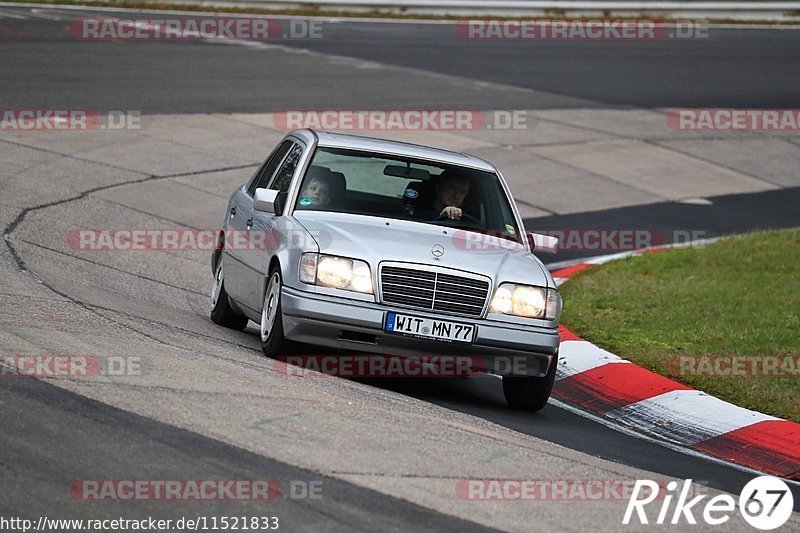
226,140,294,306
238,140,306,312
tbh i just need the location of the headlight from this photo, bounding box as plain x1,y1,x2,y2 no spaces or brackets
512,285,546,317
489,283,561,320
317,256,352,288
489,285,512,314
299,253,373,294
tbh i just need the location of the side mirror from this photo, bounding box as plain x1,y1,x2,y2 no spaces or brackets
253,188,279,214
528,233,559,254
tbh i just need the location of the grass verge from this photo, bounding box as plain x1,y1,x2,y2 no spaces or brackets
559,229,800,423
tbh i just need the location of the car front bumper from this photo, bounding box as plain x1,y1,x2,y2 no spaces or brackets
280,287,559,377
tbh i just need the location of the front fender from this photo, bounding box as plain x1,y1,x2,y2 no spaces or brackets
257,216,320,305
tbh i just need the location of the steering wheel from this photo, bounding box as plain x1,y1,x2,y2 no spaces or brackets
434,212,482,226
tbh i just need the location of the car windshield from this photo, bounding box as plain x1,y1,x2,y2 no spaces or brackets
293,146,522,243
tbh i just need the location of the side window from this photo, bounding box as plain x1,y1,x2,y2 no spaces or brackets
269,143,305,193
247,141,293,196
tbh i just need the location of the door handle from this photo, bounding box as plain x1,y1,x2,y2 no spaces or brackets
229,206,237,218
246,218,254,228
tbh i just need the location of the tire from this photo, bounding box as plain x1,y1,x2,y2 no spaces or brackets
502,353,558,412
260,266,300,357
210,256,249,331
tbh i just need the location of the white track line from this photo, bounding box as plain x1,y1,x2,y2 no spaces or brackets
0,9,27,19
485,373,800,485
29,8,65,20
551,397,800,488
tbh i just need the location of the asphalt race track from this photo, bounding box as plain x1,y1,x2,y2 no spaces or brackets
2,8,800,112
1,5,800,531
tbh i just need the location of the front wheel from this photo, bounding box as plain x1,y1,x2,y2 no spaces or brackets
210,258,249,331
502,353,558,412
260,266,300,357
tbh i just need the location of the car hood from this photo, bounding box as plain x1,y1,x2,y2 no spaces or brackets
293,211,551,288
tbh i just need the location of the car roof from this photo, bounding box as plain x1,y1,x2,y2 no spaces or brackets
291,129,497,172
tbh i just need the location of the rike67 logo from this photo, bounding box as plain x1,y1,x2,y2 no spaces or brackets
623,477,794,530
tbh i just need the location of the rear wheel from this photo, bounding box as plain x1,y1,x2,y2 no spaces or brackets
210,257,249,330
502,353,558,412
260,266,300,357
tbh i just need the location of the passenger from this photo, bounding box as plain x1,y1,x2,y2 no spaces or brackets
298,175,333,209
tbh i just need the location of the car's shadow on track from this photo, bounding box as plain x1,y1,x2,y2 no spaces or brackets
357,374,596,438
361,375,508,409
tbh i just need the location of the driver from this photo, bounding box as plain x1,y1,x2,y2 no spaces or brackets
431,172,471,220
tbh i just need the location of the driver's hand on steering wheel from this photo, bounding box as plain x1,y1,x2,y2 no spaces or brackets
439,206,462,220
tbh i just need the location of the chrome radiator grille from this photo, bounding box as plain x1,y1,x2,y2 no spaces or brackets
380,265,490,317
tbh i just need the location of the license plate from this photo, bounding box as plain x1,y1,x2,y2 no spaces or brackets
384,312,475,344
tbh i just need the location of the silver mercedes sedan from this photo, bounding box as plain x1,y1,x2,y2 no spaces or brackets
211,129,562,411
